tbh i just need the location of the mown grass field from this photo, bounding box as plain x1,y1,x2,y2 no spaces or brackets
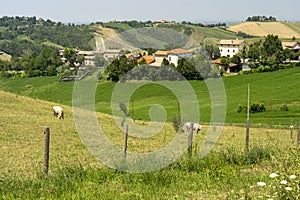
0,67,299,126
0,90,299,199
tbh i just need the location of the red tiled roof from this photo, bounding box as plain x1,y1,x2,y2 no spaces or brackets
138,55,155,64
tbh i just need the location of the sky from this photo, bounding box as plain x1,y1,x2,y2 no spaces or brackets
1,0,299,24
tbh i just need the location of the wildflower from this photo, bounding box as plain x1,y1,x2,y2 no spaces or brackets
257,182,266,187
289,175,296,179
269,173,279,178
280,180,288,185
285,187,292,191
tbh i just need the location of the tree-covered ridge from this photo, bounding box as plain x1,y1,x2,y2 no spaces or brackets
246,16,277,22
0,16,95,56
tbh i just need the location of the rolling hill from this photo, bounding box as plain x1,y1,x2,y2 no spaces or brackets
228,21,300,38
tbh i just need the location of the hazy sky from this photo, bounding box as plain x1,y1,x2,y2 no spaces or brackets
1,0,299,23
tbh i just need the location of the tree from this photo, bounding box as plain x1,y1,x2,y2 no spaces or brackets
105,55,136,82
220,57,230,66
77,54,85,66
230,55,241,65
263,35,283,57
161,58,170,66
176,58,202,80
64,47,77,67
204,44,221,59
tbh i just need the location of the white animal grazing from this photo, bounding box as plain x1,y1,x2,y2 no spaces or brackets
53,106,64,119
184,122,202,134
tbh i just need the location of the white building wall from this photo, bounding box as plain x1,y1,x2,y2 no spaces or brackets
219,45,240,58
168,54,179,66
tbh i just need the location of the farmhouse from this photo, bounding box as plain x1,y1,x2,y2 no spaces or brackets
214,58,240,74
153,50,169,65
218,39,244,58
167,48,193,66
153,48,193,66
282,41,300,51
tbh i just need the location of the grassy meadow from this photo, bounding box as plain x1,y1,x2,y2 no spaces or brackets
0,67,299,126
0,89,299,199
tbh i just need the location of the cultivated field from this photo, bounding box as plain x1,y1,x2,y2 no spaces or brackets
228,22,300,38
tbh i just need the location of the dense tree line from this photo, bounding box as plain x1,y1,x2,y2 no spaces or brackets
246,16,277,22
181,21,226,28
0,48,62,78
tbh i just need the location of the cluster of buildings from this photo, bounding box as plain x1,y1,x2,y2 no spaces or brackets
58,48,193,68
58,38,300,75
216,39,300,73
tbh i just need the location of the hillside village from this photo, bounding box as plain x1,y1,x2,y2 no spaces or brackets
1,16,300,79
57,37,300,78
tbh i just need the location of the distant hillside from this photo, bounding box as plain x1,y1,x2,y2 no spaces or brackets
101,22,242,47
228,22,300,38
0,16,95,56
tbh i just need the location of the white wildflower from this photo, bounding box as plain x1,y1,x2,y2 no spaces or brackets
257,182,266,187
285,187,292,191
289,175,296,179
280,180,288,185
269,173,279,178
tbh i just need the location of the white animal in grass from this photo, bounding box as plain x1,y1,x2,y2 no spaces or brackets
184,122,202,134
53,106,64,119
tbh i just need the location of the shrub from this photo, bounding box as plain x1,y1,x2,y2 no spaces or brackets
280,104,289,112
250,102,266,113
237,102,266,113
237,105,247,113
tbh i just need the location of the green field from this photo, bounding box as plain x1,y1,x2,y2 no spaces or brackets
0,67,299,126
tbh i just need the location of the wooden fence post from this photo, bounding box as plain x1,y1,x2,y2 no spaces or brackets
188,123,194,157
44,127,50,175
245,82,250,152
123,124,128,158
298,126,300,146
